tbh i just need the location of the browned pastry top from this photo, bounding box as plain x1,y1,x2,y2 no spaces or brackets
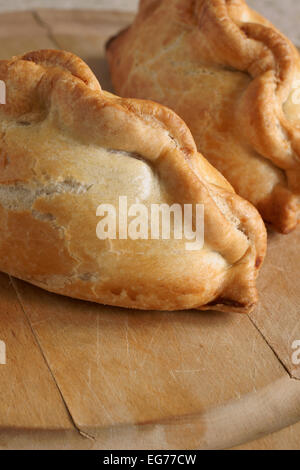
107,0,300,234
0,49,266,312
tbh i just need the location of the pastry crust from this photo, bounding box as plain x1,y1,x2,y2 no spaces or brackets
0,49,266,312
107,0,300,234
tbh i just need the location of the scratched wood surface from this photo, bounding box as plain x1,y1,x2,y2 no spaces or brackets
0,9,299,450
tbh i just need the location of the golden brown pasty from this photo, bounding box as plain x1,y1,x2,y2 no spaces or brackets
0,49,266,312
107,0,300,234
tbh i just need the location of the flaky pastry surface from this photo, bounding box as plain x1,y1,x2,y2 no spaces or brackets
107,0,300,233
0,49,266,312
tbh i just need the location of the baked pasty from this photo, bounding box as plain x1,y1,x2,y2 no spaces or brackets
0,49,266,313
107,0,300,234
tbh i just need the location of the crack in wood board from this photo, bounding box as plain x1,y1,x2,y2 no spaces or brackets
49,375,300,450
247,314,295,380
9,275,300,449
32,10,62,50
9,276,94,442
0,9,299,449
28,8,300,381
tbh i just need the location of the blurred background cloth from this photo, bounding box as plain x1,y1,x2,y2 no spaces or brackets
0,0,299,45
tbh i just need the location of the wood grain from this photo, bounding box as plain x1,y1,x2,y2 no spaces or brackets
232,419,300,450
36,9,134,92
0,273,75,435
11,279,289,441
0,8,299,450
0,14,85,449
251,229,300,379
0,11,54,58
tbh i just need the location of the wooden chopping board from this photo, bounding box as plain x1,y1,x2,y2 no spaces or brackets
0,9,300,451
